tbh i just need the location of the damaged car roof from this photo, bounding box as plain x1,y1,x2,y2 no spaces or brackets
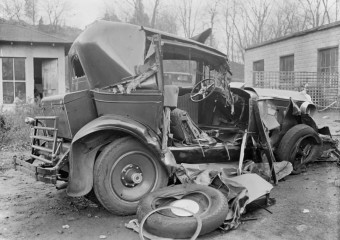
69,21,228,89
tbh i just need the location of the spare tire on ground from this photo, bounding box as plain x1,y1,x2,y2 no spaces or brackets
137,184,229,239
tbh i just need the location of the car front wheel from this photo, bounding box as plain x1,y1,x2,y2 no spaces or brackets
276,124,321,173
93,136,168,215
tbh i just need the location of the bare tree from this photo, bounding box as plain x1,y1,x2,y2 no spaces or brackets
232,12,249,61
102,9,121,22
321,0,331,23
42,0,70,31
226,0,272,61
177,0,201,38
95,0,339,64
101,1,121,22
150,0,161,28
268,1,308,38
128,0,150,26
206,0,220,47
1,0,26,22
222,0,238,61
299,0,333,27
155,9,178,34
104,0,164,28
25,0,38,25
245,0,272,44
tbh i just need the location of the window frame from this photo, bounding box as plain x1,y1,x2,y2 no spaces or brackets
252,59,264,87
253,59,264,71
2,57,26,104
280,54,294,72
279,54,295,90
318,47,338,73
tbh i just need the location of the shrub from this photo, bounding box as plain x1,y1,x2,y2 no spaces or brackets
0,103,43,150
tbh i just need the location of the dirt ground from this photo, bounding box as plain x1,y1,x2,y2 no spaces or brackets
0,111,339,240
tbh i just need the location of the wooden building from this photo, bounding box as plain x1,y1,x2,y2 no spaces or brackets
0,23,72,109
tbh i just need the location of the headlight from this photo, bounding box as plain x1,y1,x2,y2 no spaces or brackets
300,102,316,116
24,117,35,126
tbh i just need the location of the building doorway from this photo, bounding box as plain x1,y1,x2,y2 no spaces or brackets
33,58,58,100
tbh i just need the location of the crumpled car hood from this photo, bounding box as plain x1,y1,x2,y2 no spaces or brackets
69,20,228,89
69,21,146,89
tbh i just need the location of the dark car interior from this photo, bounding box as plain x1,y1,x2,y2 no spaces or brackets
162,55,250,147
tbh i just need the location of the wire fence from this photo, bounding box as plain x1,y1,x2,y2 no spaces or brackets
252,71,340,109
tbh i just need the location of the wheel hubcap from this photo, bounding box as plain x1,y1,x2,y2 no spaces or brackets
121,164,143,187
109,151,158,202
170,199,200,216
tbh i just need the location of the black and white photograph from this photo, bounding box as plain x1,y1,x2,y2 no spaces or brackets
0,0,339,239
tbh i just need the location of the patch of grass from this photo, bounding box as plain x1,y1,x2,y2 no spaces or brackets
0,151,29,173
0,104,43,151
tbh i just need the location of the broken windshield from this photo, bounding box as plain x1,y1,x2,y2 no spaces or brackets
163,60,197,87
161,40,231,90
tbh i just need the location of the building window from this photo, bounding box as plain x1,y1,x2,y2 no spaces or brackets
253,60,264,87
318,47,338,73
253,60,264,71
279,55,294,90
2,57,26,104
317,47,338,100
280,55,294,71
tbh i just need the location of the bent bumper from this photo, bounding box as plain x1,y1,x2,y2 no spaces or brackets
13,156,58,184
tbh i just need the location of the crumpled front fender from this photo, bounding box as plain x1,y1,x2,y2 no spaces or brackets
66,114,161,197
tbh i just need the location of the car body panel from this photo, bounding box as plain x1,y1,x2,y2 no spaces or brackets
92,90,163,133
69,22,145,89
246,87,312,103
67,114,162,197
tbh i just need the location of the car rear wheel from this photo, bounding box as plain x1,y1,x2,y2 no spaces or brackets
93,136,168,215
276,124,321,173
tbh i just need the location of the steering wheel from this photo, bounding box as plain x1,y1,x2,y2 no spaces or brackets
190,78,216,102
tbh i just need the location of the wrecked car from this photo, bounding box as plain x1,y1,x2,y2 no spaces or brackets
14,21,329,215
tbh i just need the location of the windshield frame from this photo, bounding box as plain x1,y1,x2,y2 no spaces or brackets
160,39,230,89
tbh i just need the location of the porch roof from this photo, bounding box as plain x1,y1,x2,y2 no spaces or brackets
246,21,340,51
0,23,72,45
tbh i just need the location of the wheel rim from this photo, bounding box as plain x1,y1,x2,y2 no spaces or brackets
291,137,315,167
170,199,200,216
154,192,211,217
109,151,158,202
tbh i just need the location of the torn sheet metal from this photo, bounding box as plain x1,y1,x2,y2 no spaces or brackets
100,65,159,94
175,164,275,204
243,161,293,181
246,87,313,103
257,100,280,130
174,164,274,231
228,173,273,203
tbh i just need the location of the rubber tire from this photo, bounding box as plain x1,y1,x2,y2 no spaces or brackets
136,184,229,239
93,136,168,215
276,124,321,172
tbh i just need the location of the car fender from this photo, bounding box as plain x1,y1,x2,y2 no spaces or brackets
66,114,162,197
